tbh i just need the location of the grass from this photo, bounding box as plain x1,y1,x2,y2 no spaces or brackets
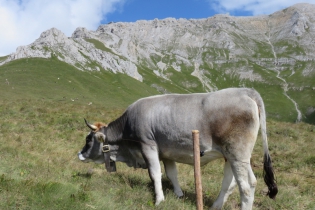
0,99,314,209
0,56,8,62
0,57,315,209
0,57,159,108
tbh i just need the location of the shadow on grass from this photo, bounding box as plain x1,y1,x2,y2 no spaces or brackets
181,190,214,208
113,173,214,207
162,179,214,208
72,170,214,207
72,172,92,179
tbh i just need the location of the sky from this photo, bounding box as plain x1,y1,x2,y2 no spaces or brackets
1,0,315,56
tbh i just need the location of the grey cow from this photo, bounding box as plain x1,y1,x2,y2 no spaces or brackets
78,88,278,210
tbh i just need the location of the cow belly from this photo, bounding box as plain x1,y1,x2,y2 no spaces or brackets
200,150,224,166
160,147,223,166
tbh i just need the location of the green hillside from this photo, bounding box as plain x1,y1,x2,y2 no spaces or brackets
1,56,315,123
142,53,308,123
0,57,159,109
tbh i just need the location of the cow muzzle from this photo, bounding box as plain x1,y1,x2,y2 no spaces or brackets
78,152,87,161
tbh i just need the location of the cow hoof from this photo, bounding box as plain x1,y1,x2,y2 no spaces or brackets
178,195,184,199
175,190,184,198
155,196,165,206
210,205,222,210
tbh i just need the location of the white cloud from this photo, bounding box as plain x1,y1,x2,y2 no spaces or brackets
210,0,315,16
0,0,125,56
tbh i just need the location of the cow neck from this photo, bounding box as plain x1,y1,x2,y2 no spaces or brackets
106,112,127,143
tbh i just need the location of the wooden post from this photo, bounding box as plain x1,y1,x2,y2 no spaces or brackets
192,130,203,210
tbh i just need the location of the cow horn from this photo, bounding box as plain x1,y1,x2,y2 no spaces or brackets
84,118,97,131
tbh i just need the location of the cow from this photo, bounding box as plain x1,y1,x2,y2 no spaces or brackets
78,88,278,210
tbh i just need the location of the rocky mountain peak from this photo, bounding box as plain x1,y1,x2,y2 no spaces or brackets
72,27,93,39
1,3,315,85
38,28,67,41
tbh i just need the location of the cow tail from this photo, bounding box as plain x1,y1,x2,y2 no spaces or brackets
258,96,278,199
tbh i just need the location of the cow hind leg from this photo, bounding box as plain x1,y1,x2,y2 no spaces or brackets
141,144,165,205
162,159,184,197
211,160,237,210
230,160,257,210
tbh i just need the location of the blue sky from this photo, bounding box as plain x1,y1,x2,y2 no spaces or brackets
1,0,315,56
104,0,251,23
102,0,311,23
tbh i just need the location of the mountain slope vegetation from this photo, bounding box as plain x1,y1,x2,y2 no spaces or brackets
1,56,314,123
0,57,159,109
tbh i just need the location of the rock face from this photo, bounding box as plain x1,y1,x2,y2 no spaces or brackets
1,3,315,91
3,27,143,81
2,4,315,80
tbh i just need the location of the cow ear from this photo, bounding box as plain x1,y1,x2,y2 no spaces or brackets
95,132,105,143
84,118,97,131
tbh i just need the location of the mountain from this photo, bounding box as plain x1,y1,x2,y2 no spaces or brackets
1,3,315,123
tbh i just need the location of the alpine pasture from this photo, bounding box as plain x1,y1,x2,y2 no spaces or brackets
0,58,314,209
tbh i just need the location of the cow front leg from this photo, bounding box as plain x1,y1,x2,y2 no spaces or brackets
141,144,165,205
211,160,237,209
162,159,184,197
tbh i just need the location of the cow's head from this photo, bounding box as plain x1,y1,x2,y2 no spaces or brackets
78,119,147,170
78,119,107,164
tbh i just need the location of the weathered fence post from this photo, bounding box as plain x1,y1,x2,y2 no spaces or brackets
192,130,203,210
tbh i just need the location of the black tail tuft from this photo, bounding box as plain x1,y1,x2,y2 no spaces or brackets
263,153,278,199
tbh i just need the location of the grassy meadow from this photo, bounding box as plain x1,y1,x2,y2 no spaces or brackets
0,57,315,209
1,99,315,210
